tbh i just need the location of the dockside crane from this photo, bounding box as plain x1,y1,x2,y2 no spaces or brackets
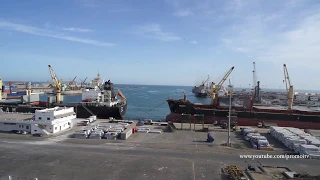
207,66,234,104
283,64,294,110
48,65,62,103
80,77,88,88
0,77,2,99
252,62,257,89
67,76,77,90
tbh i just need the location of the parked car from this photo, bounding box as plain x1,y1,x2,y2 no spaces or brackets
10,130,21,134
33,133,43,137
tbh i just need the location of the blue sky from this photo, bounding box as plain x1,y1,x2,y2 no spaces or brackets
1,0,320,90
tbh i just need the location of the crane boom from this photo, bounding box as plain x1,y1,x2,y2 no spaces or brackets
48,65,62,103
217,67,234,87
283,64,291,93
208,66,235,104
283,64,293,110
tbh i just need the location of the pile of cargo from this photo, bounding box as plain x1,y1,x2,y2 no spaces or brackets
241,128,271,150
74,122,130,140
269,126,320,159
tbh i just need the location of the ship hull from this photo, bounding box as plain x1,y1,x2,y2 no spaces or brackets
194,92,207,98
0,103,127,119
166,112,320,129
74,103,127,119
166,99,320,130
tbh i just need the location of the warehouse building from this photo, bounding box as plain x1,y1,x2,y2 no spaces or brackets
0,107,76,135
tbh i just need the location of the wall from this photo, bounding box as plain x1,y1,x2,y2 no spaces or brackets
82,90,101,101
35,107,74,122
0,123,31,132
52,120,71,133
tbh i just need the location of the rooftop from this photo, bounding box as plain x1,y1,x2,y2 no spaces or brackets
0,112,33,121
36,106,72,112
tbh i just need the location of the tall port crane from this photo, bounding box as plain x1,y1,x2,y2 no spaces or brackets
0,77,2,99
252,62,261,103
283,64,294,110
208,66,234,104
252,62,257,89
48,65,62,103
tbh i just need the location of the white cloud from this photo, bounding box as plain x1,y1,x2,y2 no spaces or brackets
0,21,114,47
173,10,194,17
190,40,198,44
60,27,93,32
137,24,181,41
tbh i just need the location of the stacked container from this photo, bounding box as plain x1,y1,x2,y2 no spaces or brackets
297,144,320,159
269,126,320,158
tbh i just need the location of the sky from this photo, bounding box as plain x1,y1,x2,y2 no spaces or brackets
1,0,320,90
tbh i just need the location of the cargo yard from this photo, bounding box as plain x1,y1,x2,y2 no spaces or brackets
0,118,320,179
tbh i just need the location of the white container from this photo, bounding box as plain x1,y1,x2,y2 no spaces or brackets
90,115,97,121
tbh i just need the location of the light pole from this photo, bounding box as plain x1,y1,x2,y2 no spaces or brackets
227,80,233,146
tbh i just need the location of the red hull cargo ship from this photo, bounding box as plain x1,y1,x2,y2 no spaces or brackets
166,96,320,130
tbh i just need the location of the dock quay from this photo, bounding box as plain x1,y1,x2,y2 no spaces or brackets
1,116,320,179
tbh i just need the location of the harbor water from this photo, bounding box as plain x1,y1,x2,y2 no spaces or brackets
39,85,212,120
39,84,320,120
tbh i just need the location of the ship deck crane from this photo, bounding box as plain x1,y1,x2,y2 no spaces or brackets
283,64,294,110
200,75,210,91
48,65,62,103
207,66,235,104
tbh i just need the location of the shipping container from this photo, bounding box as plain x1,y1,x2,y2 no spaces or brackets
7,91,27,96
2,86,17,90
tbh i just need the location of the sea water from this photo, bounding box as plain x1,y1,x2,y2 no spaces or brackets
39,85,211,120
39,84,320,120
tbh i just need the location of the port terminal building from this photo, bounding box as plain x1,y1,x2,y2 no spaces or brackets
0,107,76,135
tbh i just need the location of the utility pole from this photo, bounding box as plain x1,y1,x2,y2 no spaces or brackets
227,79,233,146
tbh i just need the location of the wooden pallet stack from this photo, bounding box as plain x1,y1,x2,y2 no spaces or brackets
223,165,247,180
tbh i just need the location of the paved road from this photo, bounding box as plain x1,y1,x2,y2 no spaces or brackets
0,138,319,180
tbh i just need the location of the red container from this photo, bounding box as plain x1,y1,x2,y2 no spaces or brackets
2,90,11,93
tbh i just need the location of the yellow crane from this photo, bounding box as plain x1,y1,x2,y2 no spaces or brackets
208,66,235,104
283,64,294,110
48,65,62,103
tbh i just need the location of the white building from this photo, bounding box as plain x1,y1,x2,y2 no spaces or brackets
295,94,308,101
0,107,76,135
309,95,319,101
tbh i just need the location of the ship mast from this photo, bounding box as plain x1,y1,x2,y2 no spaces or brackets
208,66,234,105
283,64,294,110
